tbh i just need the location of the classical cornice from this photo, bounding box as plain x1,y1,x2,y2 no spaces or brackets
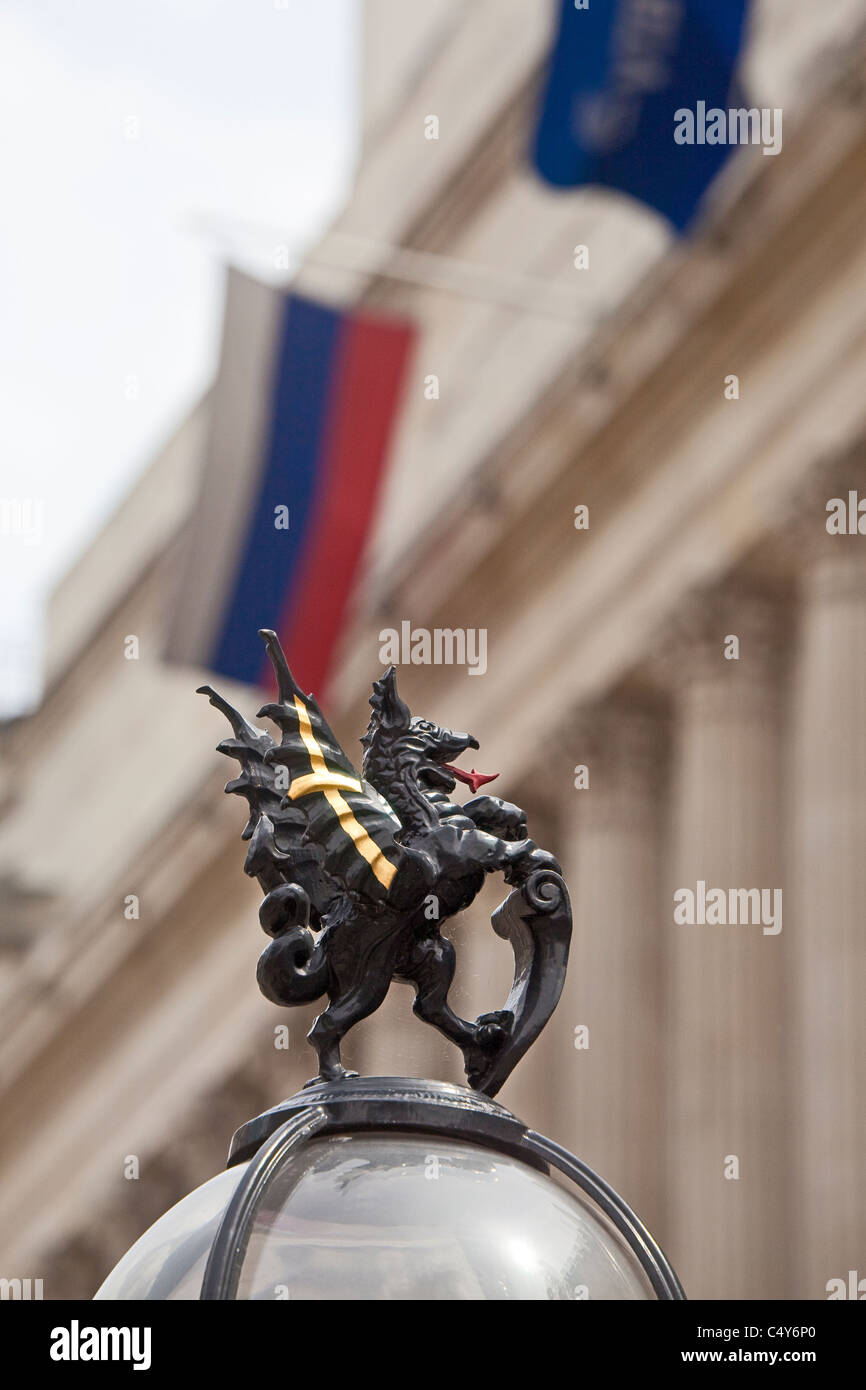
369,66,866,625
322,37,866,786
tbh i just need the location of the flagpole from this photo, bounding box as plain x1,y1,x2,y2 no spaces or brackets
188,212,611,323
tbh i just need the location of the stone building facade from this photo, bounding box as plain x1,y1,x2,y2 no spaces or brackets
1,0,865,1299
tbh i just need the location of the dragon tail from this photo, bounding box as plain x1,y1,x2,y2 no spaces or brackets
256,883,329,1006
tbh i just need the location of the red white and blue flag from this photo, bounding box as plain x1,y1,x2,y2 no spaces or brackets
166,268,415,694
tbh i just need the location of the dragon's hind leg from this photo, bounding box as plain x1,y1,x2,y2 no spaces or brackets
408,934,476,1047
306,971,392,1085
408,933,513,1088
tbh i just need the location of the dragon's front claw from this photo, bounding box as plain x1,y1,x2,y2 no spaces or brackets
504,845,561,886
462,1010,514,1088
475,1009,514,1047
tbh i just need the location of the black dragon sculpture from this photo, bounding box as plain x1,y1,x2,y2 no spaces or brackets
200,629,571,1096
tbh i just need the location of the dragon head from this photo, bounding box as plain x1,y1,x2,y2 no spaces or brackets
362,667,493,802
405,715,480,794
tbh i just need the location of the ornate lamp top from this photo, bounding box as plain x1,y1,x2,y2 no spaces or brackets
200,629,571,1095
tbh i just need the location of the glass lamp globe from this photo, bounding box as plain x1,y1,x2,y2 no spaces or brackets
94,1079,682,1302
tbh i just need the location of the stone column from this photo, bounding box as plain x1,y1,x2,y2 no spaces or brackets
548,699,667,1235
665,585,788,1300
789,459,866,1297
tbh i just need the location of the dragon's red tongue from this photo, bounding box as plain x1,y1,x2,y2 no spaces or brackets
442,765,499,794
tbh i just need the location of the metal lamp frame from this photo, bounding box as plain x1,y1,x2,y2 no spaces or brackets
200,1076,685,1301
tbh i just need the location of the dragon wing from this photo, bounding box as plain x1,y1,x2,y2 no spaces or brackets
197,680,342,924
254,630,402,904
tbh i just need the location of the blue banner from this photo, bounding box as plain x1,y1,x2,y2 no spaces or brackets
532,0,753,231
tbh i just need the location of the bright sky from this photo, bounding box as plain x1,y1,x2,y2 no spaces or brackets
0,0,356,715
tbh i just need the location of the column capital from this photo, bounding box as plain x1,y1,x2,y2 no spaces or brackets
553,698,667,826
651,579,786,705
780,439,866,590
